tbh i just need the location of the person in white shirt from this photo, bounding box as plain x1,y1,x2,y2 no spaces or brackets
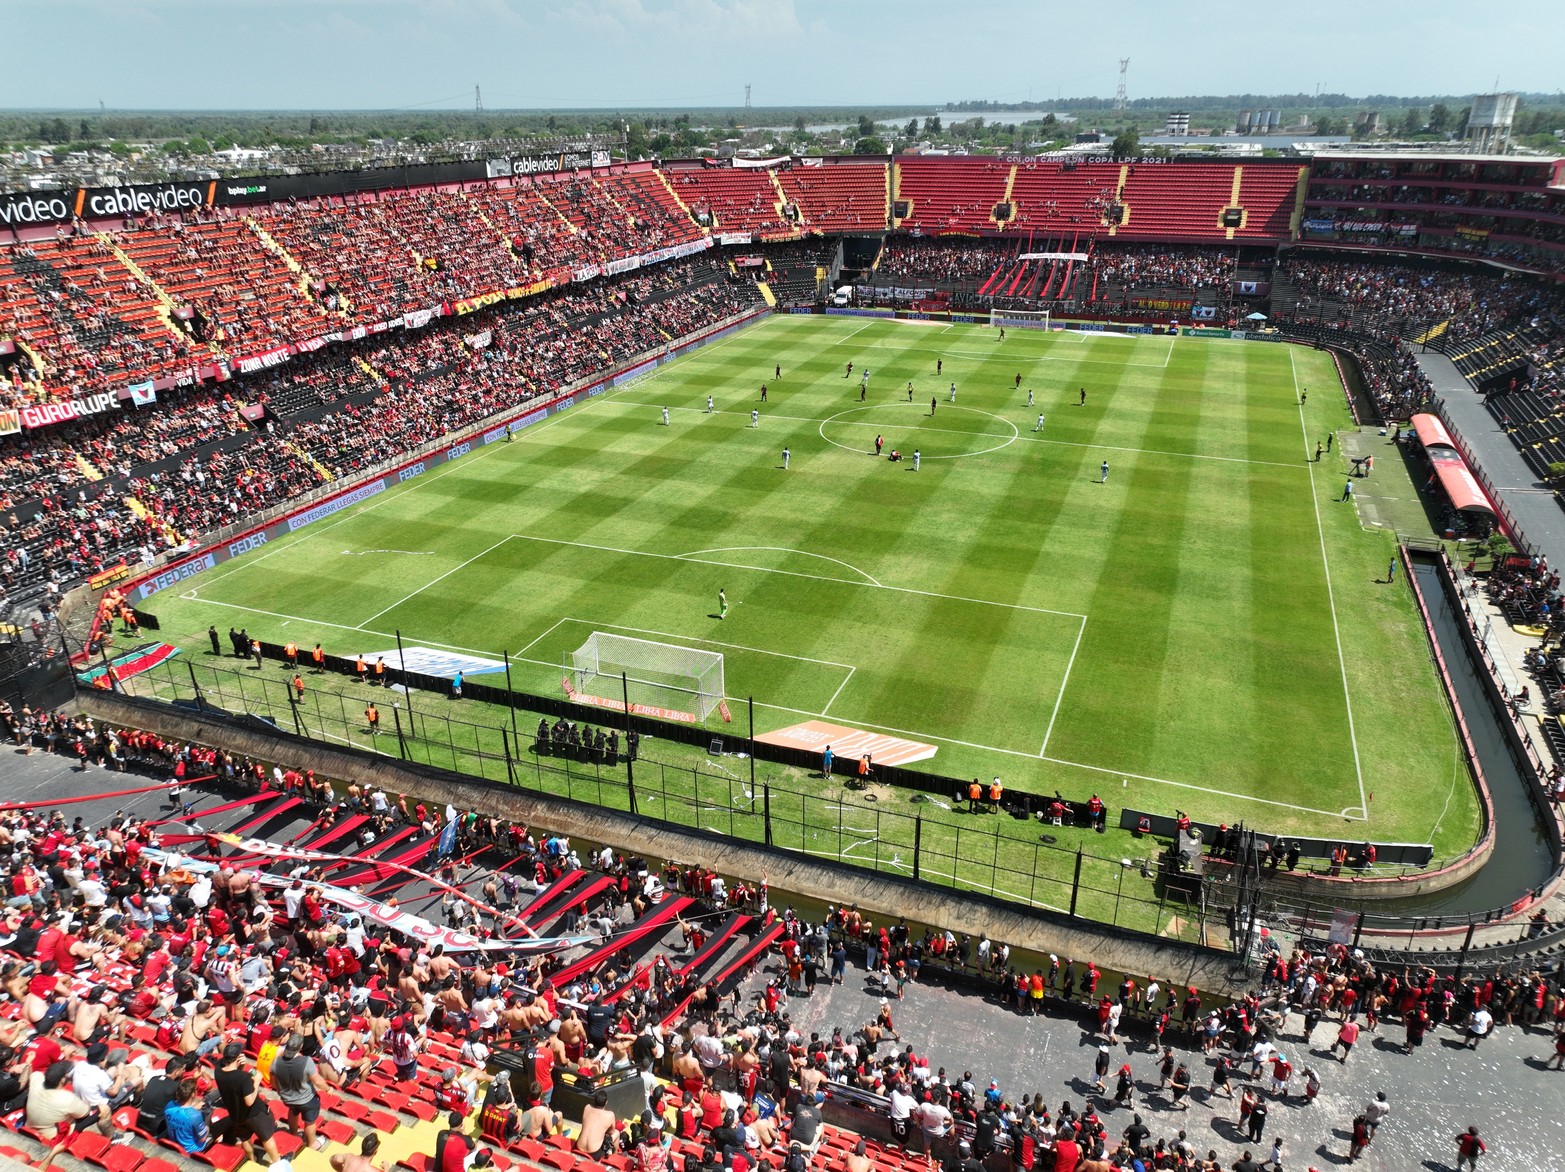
283,880,306,921
888,1083,917,1146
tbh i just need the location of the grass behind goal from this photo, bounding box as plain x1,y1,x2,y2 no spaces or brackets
142,315,1477,857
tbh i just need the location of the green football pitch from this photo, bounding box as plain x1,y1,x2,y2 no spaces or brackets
141,315,1477,858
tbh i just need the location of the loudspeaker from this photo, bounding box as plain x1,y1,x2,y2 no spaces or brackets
892,200,910,219
1221,207,1243,228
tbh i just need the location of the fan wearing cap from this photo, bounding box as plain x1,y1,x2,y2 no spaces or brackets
214,1041,284,1165
271,1034,331,1150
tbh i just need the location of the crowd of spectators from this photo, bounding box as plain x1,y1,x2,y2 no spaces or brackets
1088,247,1237,293
0,256,761,604
875,239,1009,284
0,708,1561,1172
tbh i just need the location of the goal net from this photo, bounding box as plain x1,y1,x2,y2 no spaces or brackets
567,632,725,721
990,307,1052,331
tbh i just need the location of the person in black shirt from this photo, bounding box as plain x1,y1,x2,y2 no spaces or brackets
973,1105,1000,1157
790,1099,822,1151
213,1043,282,1164
585,1001,615,1048
711,1109,745,1157
138,1055,189,1136
1122,1113,1150,1152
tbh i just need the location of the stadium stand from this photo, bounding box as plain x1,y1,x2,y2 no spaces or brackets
665,167,792,238
893,158,1014,235
7,156,1565,611
775,163,889,234
1116,162,1238,241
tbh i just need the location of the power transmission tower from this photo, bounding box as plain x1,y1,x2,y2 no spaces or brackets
744,84,751,110
475,85,483,114
1114,59,1129,114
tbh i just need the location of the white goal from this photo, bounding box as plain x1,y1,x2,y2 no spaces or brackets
567,632,725,721
990,307,1052,331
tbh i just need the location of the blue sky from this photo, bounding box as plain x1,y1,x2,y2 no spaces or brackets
4,0,1561,110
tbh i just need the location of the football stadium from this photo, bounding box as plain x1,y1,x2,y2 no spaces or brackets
1,14,1564,1172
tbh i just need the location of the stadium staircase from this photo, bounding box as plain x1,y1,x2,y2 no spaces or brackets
285,438,336,482
1233,164,1309,240
74,453,102,482
247,217,333,316
651,167,697,221
1411,320,1450,346
1443,323,1545,387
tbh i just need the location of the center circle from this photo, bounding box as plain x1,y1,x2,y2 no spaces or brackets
818,404,1020,460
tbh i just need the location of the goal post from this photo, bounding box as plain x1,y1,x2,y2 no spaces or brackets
990,307,1052,331
566,632,725,722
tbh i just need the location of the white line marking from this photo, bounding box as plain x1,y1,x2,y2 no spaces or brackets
557,617,857,671
1039,616,1087,756
677,546,883,587
505,533,1087,620
361,536,515,625
818,404,1019,460
822,666,856,716
1290,345,1368,819
516,616,571,660
1039,753,1364,820
628,403,1300,469
843,338,1177,368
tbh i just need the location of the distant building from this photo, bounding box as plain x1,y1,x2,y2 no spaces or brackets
1165,112,1190,136
1466,93,1517,154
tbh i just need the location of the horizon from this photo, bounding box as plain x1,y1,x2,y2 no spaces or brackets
4,0,1562,111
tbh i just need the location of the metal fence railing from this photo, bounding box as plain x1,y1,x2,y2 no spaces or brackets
120,656,1214,948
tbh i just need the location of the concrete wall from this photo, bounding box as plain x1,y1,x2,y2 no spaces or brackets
76,689,1255,997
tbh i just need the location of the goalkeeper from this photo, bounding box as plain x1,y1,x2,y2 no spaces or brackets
718,588,728,620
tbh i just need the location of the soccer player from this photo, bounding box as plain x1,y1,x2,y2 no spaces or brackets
999,328,1006,341
913,450,921,471
706,395,714,413
906,381,914,401
718,589,728,620
860,383,866,402
782,447,790,470
1026,388,1034,406
1015,373,1022,389
760,384,768,401
937,358,943,375
1035,414,1045,432
775,363,781,379
861,368,870,387
930,396,937,416
662,406,670,425
1079,387,1086,405
875,434,884,456
1100,461,1109,483
948,382,956,402
845,362,852,378
751,408,759,428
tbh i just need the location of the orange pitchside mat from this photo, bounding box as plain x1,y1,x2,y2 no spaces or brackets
754,720,938,765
